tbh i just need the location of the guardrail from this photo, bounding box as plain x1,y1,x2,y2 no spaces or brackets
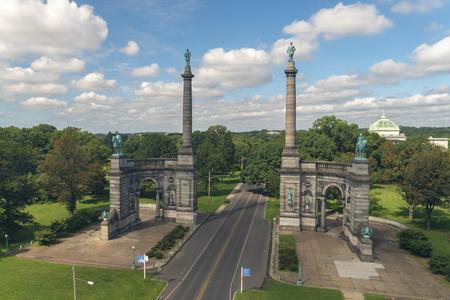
301,160,352,173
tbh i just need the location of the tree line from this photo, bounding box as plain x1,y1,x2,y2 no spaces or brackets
1,115,449,239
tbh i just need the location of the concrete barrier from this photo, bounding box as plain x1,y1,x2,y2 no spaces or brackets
369,216,408,230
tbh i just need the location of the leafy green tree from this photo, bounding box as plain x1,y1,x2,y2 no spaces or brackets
39,129,93,214
124,133,177,158
297,130,337,161
194,126,235,187
0,140,38,238
312,116,359,153
400,146,450,229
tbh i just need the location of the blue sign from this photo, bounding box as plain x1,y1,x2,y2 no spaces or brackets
243,268,252,277
136,255,145,263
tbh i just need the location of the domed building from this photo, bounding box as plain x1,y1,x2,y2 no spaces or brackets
368,112,407,141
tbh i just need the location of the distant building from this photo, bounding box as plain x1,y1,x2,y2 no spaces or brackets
428,136,449,150
368,112,407,142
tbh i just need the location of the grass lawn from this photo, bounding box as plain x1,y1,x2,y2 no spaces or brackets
370,185,450,256
139,197,156,204
12,197,109,247
235,279,343,300
265,197,279,220
279,234,295,250
364,293,389,300
197,177,240,214
0,256,165,300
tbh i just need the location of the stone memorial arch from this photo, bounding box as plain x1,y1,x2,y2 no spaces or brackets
101,51,197,240
279,44,373,260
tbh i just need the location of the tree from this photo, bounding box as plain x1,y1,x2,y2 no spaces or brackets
39,129,91,215
194,126,235,187
401,146,450,229
0,140,38,238
297,130,336,161
124,133,177,159
312,116,359,153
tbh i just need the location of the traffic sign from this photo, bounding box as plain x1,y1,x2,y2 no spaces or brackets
242,268,252,277
136,255,148,263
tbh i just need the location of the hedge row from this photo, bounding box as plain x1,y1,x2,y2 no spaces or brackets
397,228,432,257
398,228,450,282
146,225,189,259
429,255,450,281
279,248,298,272
36,208,103,245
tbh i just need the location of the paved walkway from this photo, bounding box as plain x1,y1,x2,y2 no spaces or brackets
18,207,176,268
290,219,450,299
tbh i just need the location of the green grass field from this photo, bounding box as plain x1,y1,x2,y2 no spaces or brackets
197,177,240,214
0,256,165,300
265,197,279,220
364,293,389,300
370,185,450,256
235,279,343,300
279,234,295,250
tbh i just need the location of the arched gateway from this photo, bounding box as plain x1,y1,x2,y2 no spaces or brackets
279,51,373,261
101,53,197,240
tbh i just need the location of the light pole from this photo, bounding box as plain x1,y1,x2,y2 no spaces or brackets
131,246,136,269
72,265,94,300
4,234,9,254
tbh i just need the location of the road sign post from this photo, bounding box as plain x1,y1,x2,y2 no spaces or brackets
136,255,149,279
240,267,243,294
240,267,252,294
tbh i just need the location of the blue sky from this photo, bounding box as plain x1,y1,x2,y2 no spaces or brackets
1,0,450,132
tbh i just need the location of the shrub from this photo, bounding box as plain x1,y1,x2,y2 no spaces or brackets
279,248,298,272
36,231,58,245
146,225,189,259
409,239,432,257
397,228,432,257
429,255,450,275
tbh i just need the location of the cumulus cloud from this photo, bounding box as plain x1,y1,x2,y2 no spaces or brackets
31,57,85,73
0,66,57,83
21,96,67,108
271,2,392,63
369,59,408,76
72,72,117,91
131,63,160,77
166,67,178,75
74,91,116,104
120,41,140,56
391,0,444,14
3,83,68,95
0,0,107,59
197,48,273,90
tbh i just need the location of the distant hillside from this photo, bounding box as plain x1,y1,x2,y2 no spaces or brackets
400,126,450,138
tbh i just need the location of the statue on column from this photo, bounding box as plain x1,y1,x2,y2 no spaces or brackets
185,49,191,67
112,131,124,157
287,42,296,62
355,133,368,159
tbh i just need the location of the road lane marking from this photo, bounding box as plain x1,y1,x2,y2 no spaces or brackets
195,188,254,300
162,185,248,300
228,192,264,300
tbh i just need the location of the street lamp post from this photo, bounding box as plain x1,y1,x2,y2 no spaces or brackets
72,265,94,300
131,246,136,269
4,234,9,254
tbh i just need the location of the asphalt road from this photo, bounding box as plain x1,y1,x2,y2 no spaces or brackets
157,184,271,300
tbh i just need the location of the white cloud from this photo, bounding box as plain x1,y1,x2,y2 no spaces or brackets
120,41,140,56
3,83,68,95
369,59,408,76
0,0,107,59
412,36,450,66
391,0,444,14
135,80,222,101
31,57,85,73
21,97,67,108
197,48,273,90
72,72,117,91
271,2,392,63
0,66,57,83
74,92,116,104
131,63,160,77
425,21,444,32
166,67,178,75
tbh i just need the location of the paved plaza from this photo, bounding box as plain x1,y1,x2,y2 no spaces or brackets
18,207,176,268
288,219,450,299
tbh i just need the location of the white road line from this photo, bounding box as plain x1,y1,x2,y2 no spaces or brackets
161,185,249,300
228,191,264,300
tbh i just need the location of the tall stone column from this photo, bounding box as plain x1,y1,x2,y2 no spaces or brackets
279,52,301,230
176,50,197,225
180,66,194,154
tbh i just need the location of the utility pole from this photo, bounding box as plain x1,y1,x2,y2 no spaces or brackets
72,266,77,300
208,171,211,200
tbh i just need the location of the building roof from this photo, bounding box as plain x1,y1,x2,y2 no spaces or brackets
369,112,400,132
